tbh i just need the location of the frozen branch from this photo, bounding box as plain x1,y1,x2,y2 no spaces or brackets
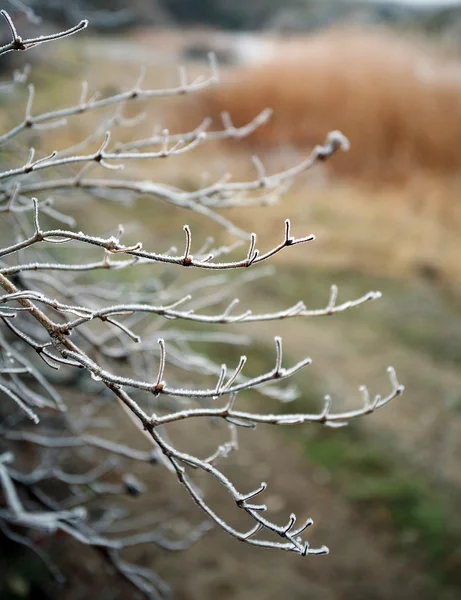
0,10,87,57
0,14,403,599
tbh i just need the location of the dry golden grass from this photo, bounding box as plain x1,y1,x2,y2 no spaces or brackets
175,27,461,184
214,164,461,289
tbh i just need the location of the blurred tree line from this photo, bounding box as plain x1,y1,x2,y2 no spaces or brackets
6,0,461,37
162,0,286,29
5,0,286,29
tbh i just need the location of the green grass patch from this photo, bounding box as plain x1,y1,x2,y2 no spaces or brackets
294,423,461,588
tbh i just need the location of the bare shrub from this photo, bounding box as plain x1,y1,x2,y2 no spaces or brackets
0,11,403,599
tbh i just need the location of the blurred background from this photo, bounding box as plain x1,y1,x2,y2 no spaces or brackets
2,1,461,599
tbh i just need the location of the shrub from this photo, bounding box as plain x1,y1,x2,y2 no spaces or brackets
0,10,403,599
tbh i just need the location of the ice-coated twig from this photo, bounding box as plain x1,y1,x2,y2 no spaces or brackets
0,52,219,147
148,365,404,428
0,10,87,57
0,218,317,269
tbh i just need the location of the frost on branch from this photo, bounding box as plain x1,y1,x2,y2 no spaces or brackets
0,11,403,599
